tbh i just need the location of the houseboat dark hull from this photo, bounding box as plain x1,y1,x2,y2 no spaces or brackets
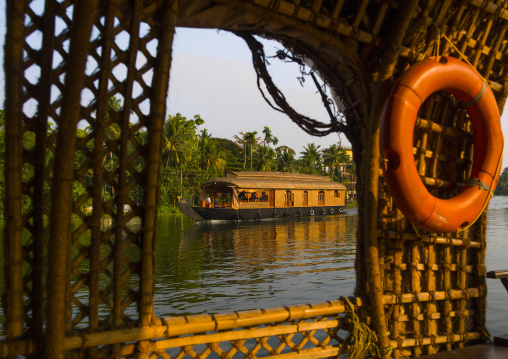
179,198,344,221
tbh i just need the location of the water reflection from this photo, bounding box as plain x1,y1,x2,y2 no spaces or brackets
155,211,358,317
2,201,506,337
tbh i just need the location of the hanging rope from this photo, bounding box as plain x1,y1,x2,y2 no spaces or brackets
232,31,348,137
340,296,388,359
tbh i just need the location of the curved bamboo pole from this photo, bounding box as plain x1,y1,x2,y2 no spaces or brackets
140,0,180,327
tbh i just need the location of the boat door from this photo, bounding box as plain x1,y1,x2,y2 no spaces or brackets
269,190,275,207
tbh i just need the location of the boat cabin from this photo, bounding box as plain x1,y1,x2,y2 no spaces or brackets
199,171,346,210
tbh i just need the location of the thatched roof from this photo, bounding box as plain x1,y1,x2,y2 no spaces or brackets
226,170,332,182
203,172,346,191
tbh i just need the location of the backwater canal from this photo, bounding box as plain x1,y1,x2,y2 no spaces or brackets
157,198,508,338
1,199,508,338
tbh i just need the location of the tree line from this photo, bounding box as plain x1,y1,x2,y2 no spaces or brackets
494,167,508,196
0,107,355,215
159,112,354,210
5,106,508,214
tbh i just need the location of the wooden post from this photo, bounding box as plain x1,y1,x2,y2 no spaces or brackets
4,0,25,339
363,0,421,356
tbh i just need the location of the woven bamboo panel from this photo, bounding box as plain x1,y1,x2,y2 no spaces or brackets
3,0,508,358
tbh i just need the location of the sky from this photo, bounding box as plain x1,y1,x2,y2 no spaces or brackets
168,28,345,153
1,4,508,169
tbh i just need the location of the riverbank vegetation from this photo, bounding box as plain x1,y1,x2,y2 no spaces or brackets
0,105,356,216
494,167,508,195
6,105,508,215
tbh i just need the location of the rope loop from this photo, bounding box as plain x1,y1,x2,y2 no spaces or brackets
339,296,381,359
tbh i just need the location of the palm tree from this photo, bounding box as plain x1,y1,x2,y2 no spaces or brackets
194,114,204,133
300,143,322,174
200,128,212,144
323,144,350,181
163,113,196,168
233,132,248,169
245,131,261,170
200,138,226,172
253,146,276,171
276,146,297,172
262,126,274,148
194,114,204,150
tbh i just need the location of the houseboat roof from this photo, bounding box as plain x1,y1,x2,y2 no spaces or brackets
202,172,347,191
226,170,331,182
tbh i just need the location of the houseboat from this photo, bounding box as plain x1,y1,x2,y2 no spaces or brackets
179,171,347,221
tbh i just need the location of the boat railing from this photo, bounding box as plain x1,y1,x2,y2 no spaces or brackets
239,202,270,209
213,202,232,208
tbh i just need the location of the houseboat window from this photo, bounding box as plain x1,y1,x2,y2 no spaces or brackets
284,190,294,207
334,190,340,198
303,191,308,206
318,191,325,205
256,191,269,203
238,191,256,202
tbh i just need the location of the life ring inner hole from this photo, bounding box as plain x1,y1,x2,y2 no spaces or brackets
412,92,475,200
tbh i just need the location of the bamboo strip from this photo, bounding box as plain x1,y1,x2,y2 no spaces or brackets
435,0,453,24
379,230,481,248
472,12,494,68
155,320,339,350
410,240,422,357
443,242,453,351
163,301,347,337
330,0,346,20
425,241,438,354
352,0,369,29
110,345,342,359
371,1,390,35
457,232,468,349
394,310,472,322
391,263,473,273
29,0,57,337
112,0,143,328
391,211,404,359
415,118,472,139
468,0,508,20
390,332,482,348
441,2,468,56
250,0,373,43
310,0,323,13
88,0,116,331
484,23,507,77
379,288,480,305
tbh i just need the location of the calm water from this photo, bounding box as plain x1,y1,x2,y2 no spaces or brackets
155,199,508,338
1,200,508,338
154,211,358,316
485,196,508,337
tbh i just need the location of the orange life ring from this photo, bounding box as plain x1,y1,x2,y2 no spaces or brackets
380,56,503,233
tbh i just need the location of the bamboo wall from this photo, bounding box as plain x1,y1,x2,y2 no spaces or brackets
3,0,508,358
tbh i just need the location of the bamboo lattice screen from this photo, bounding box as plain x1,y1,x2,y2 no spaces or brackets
2,0,508,358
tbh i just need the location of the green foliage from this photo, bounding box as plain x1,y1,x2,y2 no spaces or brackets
0,107,358,217
495,167,508,196
323,144,350,181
